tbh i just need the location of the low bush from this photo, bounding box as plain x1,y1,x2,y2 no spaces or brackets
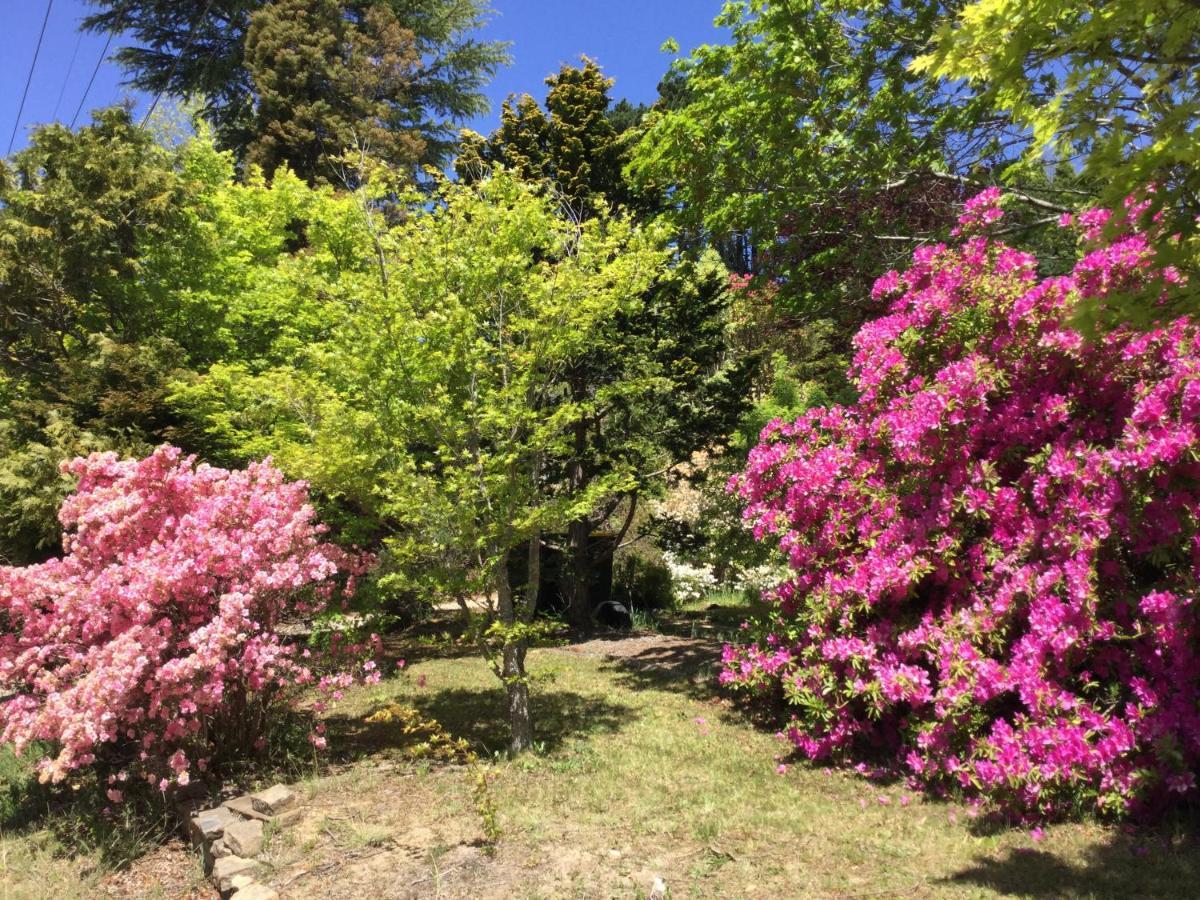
0,446,373,792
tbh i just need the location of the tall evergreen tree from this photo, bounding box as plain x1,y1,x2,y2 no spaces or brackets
0,110,201,563
542,59,623,211
0,108,187,378
83,0,508,172
456,58,651,215
243,0,426,183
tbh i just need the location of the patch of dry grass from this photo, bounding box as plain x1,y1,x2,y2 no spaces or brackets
5,610,1200,898
317,635,1200,898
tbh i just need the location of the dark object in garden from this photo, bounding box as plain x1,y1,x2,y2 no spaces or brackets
592,600,632,630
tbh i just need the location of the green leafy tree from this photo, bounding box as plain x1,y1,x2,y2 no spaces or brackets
83,0,508,169
626,0,1097,406
317,174,666,749
0,117,379,560
913,0,1200,321
628,1,984,311
456,60,752,625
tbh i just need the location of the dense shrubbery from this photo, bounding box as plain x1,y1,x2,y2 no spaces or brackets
724,191,1197,820
0,446,373,790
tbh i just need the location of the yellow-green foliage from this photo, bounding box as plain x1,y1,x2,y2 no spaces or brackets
364,703,477,765
914,0,1200,320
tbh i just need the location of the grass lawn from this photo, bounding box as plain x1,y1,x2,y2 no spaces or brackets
3,599,1199,898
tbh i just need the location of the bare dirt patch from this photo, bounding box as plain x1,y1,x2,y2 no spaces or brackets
95,838,211,899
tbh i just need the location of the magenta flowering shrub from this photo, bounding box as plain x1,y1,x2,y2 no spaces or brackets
0,446,365,789
724,191,1197,819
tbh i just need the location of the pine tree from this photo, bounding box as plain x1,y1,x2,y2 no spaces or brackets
456,58,651,215
543,59,622,210
244,0,426,183
83,0,507,172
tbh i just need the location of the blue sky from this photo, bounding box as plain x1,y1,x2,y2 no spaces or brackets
1,0,726,155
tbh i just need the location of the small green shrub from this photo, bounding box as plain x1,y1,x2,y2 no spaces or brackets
612,553,674,610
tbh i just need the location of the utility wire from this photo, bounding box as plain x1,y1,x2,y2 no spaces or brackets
7,0,55,155
70,32,114,130
52,29,84,122
140,0,217,128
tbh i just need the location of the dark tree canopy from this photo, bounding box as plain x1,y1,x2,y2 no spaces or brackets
244,0,427,183
0,108,187,378
84,0,508,174
456,58,652,215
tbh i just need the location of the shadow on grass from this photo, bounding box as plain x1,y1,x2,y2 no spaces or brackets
656,599,759,641
0,750,175,873
944,833,1200,898
600,640,724,702
328,685,638,760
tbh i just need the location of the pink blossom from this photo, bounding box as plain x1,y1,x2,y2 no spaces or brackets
722,191,1199,821
0,447,369,786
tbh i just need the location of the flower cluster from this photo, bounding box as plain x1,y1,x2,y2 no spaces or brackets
725,192,1199,819
662,551,718,605
0,446,366,790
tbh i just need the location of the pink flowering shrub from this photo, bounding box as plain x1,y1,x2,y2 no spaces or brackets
725,192,1196,820
0,446,368,790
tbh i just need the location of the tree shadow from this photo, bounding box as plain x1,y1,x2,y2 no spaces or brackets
600,639,723,697
944,830,1200,898
0,768,176,873
327,685,638,760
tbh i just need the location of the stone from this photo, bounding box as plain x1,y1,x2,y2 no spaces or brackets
250,784,297,816
224,818,265,857
211,839,231,859
272,807,303,827
225,795,305,828
189,806,240,844
232,883,278,900
212,855,259,892
229,874,256,891
649,876,667,900
224,795,270,821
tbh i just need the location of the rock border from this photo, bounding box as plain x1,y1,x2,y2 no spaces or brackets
176,783,303,898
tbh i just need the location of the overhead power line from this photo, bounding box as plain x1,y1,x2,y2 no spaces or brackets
53,30,84,122
71,32,114,129
7,0,55,155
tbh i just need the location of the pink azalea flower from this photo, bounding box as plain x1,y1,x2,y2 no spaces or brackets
718,190,1200,823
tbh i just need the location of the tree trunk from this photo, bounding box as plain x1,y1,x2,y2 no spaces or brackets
566,516,592,628
495,547,534,754
502,642,533,753
565,414,593,628
501,643,530,758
